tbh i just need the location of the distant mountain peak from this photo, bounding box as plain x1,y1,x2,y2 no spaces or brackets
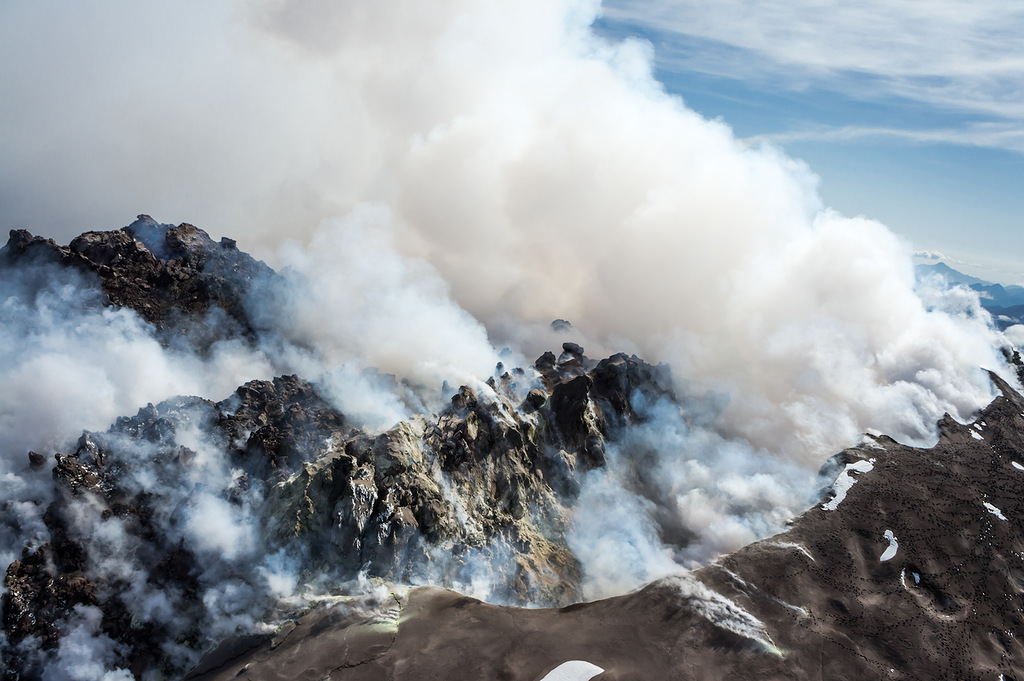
915,262,1024,327
915,261,989,287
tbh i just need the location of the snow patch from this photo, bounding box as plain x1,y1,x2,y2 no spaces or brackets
538,661,605,681
971,431,984,441
880,529,898,562
822,459,875,511
984,502,1007,521
1012,461,1024,471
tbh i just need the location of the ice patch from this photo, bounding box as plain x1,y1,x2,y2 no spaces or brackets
1012,462,1024,471
880,529,898,562
900,569,921,589
822,459,875,511
984,502,1007,521
538,661,605,681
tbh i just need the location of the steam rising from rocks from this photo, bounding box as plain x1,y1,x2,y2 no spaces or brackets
570,394,819,598
257,205,502,403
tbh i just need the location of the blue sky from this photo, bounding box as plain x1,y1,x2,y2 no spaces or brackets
596,0,1024,283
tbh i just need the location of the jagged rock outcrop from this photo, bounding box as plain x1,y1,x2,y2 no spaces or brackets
265,376,581,605
0,215,273,344
1,376,352,680
2,344,675,679
536,346,673,483
2,521,96,650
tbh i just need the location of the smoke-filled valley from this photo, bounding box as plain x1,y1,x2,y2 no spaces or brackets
3,1,1024,679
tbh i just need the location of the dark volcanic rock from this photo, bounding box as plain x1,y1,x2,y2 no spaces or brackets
2,538,96,651
540,350,673,472
0,216,274,345
266,381,582,605
185,374,1024,681
217,374,353,481
0,379,349,679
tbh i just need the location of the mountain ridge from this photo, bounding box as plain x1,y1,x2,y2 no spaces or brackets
917,262,1024,327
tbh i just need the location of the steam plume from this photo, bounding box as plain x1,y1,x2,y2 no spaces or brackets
0,0,1007,459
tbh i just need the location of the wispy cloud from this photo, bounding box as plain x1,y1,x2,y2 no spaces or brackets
743,122,1024,154
601,0,1024,144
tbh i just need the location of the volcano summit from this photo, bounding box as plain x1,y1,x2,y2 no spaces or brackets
1,219,1023,680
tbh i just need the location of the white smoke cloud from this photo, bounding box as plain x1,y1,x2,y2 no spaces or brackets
0,265,274,461
257,205,502,401
0,0,1008,459
40,606,133,681
317,365,416,434
245,0,1006,461
569,394,818,599
1005,324,1024,348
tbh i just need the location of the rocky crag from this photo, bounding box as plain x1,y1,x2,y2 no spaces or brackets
0,215,272,348
0,221,673,679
